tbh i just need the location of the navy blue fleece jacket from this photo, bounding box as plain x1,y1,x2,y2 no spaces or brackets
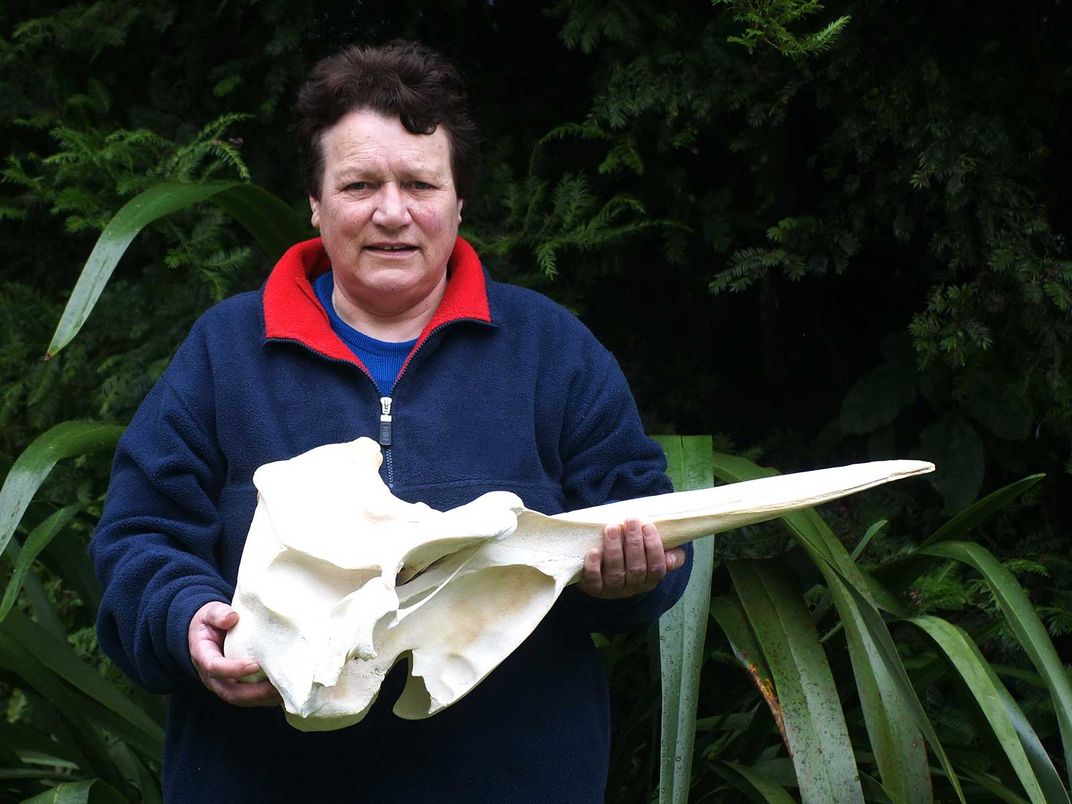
91,237,692,803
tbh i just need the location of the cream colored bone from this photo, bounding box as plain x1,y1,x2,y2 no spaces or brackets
223,436,933,732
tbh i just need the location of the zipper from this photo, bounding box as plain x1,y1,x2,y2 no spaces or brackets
377,395,395,487
270,315,491,491
271,338,398,485
378,395,395,486
378,396,393,446
384,448,395,488
377,319,484,487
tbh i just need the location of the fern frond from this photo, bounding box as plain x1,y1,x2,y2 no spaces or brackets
550,174,595,229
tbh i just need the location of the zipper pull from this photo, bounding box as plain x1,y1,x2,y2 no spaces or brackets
378,396,393,446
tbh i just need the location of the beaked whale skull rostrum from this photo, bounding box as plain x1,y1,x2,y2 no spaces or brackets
223,436,934,731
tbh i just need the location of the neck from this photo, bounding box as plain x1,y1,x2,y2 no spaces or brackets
330,274,448,342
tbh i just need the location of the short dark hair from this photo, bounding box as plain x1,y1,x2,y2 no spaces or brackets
294,40,480,201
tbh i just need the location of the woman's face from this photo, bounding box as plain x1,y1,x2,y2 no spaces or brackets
309,109,463,325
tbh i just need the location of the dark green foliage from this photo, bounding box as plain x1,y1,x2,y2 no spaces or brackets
530,1,1071,497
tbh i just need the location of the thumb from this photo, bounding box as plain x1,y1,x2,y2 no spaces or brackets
203,602,239,630
665,548,686,571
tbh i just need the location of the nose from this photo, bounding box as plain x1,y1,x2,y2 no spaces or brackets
371,183,410,228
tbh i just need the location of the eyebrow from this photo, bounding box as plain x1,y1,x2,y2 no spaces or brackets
330,163,448,184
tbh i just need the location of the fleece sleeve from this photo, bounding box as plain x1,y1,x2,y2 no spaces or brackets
90,334,233,693
556,348,694,633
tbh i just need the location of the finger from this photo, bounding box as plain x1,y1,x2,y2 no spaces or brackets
581,547,603,595
189,624,260,679
202,603,239,630
601,524,626,593
188,602,237,658
642,523,667,583
196,652,262,680
665,547,687,572
208,677,283,707
621,518,648,590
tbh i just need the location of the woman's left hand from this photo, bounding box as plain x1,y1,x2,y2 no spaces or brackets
579,518,686,599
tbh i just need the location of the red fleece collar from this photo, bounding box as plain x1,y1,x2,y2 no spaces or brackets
262,236,492,366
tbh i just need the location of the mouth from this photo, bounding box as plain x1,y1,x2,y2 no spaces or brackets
365,243,418,254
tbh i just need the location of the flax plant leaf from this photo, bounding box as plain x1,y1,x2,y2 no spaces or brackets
46,181,308,357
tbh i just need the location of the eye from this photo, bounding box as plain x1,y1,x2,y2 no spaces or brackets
408,181,435,191
344,181,372,192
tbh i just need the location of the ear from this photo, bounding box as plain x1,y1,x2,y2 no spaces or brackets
456,198,464,224
309,196,321,229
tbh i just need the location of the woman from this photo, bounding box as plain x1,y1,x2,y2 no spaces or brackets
92,40,690,802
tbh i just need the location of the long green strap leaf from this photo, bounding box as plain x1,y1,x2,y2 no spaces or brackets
710,596,780,737
829,571,966,801
211,183,309,260
1,609,165,751
0,720,79,764
656,435,715,804
0,422,124,556
108,741,163,804
0,768,74,781
22,779,126,804
921,541,1072,787
719,761,798,803
0,505,80,622
17,694,91,775
62,690,165,767
909,615,1058,804
834,581,933,803
922,475,1045,548
46,181,308,357
783,513,931,801
41,524,104,619
959,769,1032,804
712,452,933,801
852,519,888,561
3,534,67,639
711,453,902,615
22,779,96,804
0,633,119,789
875,474,1045,594
729,559,864,804
47,181,238,357
995,683,1071,803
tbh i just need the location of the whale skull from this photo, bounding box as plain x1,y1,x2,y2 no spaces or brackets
223,437,933,731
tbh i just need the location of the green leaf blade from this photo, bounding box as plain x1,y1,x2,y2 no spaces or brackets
1,610,165,753
923,475,1045,548
874,473,1044,595
0,422,124,556
729,559,864,804
210,184,309,262
839,359,917,435
908,615,1058,804
21,779,96,804
710,451,936,799
656,435,715,804
828,571,966,801
720,760,798,803
22,779,126,804
47,181,243,357
830,580,933,803
0,505,80,622
921,541,1072,784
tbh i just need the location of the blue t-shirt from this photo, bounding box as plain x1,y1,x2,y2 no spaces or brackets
313,272,416,394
